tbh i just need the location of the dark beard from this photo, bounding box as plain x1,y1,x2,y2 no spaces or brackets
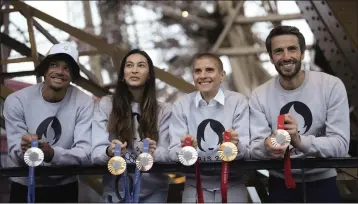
275,59,301,80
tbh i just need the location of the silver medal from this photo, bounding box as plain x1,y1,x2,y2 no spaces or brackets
136,152,154,171
271,129,291,147
178,146,198,166
24,147,44,167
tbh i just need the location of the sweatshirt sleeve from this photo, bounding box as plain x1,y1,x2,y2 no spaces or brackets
297,79,350,157
50,96,94,165
3,94,27,166
233,95,250,160
91,97,112,165
248,91,272,160
153,102,172,162
168,100,189,162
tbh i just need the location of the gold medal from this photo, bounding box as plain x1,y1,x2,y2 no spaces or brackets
271,129,291,147
218,142,238,162
136,152,154,171
178,146,198,166
108,156,126,175
24,147,44,167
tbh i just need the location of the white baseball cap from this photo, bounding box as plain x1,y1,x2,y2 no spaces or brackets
36,42,80,80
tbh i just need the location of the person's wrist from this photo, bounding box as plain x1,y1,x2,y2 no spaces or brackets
291,134,301,148
44,146,54,163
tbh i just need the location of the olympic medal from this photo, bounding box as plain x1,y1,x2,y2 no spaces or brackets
271,129,291,147
218,142,238,162
24,147,44,167
108,156,126,175
178,146,198,166
136,152,154,171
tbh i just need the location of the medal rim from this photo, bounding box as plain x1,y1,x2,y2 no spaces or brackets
178,146,198,166
271,129,291,147
108,156,126,175
136,152,154,172
218,142,238,162
24,147,44,167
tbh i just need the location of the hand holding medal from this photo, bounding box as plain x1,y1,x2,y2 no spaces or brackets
108,141,127,176
218,130,238,162
24,138,44,167
272,115,296,189
24,138,44,203
179,135,202,203
178,135,198,166
136,138,154,171
271,115,291,148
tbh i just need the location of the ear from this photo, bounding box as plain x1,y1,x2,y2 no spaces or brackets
43,70,49,81
300,52,305,61
221,70,226,82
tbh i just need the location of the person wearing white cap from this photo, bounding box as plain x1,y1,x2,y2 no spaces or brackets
3,42,94,202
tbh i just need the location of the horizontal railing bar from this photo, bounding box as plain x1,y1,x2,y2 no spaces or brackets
1,158,357,177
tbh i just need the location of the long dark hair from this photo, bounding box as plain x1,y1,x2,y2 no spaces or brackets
107,49,158,146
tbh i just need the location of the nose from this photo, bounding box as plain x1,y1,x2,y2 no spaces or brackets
131,66,139,73
282,49,291,60
199,71,207,79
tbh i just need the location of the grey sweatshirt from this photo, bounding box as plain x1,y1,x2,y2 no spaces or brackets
168,89,250,190
3,82,94,186
91,96,172,200
249,70,350,182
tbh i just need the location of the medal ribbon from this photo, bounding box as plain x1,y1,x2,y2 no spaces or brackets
122,139,149,203
27,139,38,203
183,137,204,204
221,131,230,203
113,144,130,202
278,115,296,188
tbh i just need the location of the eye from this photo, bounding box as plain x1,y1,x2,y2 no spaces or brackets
274,50,283,54
49,62,57,68
288,46,298,52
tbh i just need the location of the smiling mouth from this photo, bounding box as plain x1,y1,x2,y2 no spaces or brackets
51,77,65,82
279,61,295,69
199,81,212,85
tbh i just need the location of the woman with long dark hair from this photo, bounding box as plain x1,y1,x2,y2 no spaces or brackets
91,49,172,202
